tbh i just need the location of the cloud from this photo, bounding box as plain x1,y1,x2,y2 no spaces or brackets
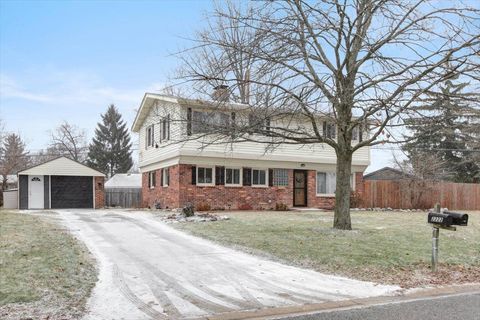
0,74,54,102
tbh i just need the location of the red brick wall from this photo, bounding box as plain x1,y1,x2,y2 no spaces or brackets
141,164,365,210
94,176,105,209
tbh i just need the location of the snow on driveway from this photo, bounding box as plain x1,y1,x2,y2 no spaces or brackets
59,209,400,320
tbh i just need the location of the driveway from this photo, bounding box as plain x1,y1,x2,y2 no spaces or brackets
59,209,399,320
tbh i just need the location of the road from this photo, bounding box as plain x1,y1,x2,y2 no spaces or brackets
281,292,480,320
58,209,398,320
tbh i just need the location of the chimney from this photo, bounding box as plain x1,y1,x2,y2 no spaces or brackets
212,85,229,102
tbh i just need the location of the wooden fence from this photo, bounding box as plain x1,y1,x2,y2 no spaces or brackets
105,188,142,208
361,179,480,210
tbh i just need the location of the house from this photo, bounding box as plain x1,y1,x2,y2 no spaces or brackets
363,167,413,181
131,90,370,210
2,175,18,190
105,173,142,189
17,156,105,209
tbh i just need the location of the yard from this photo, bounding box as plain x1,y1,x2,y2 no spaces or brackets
0,211,97,319
174,210,480,288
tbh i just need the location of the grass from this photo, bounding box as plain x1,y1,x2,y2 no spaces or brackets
174,210,480,287
0,211,97,319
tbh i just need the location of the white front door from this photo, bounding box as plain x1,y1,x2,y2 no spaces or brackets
28,175,44,209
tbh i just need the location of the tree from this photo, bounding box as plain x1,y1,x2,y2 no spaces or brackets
403,79,480,183
0,133,30,191
176,0,480,229
49,121,88,163
87,104,133,177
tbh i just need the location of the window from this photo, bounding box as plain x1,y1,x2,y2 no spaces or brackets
225,167,241,186
323,121,336,139
352,126,359,141
148,171,156,188
162,167,169,187
316,172,355,195
161,115,170,141
197,167,214,185
191,111,230,134
248,114,271,134
252,169,267,187
146,125,155,148
273,169,288,186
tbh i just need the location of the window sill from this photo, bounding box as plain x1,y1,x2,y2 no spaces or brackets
252,185,268,188
197,183,215,187
316,193,335,197
225,184,242,187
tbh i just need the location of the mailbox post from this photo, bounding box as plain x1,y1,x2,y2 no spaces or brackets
427,203,469,272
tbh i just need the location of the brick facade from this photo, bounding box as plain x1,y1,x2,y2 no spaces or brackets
94,176,105,209
142,165,366,211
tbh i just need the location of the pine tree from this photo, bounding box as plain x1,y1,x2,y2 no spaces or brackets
87,104,133,177
0,133,30,191
403,78,480,183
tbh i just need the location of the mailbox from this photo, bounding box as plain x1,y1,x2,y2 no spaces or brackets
428,211,468,227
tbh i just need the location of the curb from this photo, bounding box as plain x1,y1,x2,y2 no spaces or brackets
200,283,480,320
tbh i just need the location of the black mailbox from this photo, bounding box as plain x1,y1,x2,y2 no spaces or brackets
428,211,468,227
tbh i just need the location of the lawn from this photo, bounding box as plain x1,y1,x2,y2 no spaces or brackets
0,211,97,319
174,210,480,288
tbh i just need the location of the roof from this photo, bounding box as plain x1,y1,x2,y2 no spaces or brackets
363,167,413,180
105,173,142,188
131,92,249,132
18,156,105,177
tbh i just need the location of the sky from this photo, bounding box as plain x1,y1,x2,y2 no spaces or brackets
0,0,397,172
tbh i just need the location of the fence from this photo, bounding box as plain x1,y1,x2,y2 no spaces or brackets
361,179,480,210
105,188,142,208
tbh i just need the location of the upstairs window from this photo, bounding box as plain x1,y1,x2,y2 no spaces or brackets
191,111,230,134
252,169,267,187
225,167,241,186
160,115,170,142
146,125,155,148
273,169,289,186
197,167,214,186
323,121,336,139
248,114,271,134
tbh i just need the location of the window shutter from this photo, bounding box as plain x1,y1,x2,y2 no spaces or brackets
215,166,225,185
243,168,252,186
191,166,196,185
145,128,148,149
160,169,163,187
167,115,170,140
166,167,170,185
187,108,192,136
359,124,363,142
268,169,274,187
322,121,327,137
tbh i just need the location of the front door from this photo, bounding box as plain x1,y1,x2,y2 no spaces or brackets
293,170,307,207
28,175,44,209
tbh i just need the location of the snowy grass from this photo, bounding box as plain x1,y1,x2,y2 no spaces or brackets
0,211,96,319
174,210,480,287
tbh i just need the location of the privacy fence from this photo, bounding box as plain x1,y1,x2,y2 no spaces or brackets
361,180,480,210
105,188,142,208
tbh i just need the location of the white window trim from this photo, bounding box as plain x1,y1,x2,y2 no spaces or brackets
251,168,268,188
162,168,169,187
315,171,355,197
146,124,155,148
149,171,155,189
225,167,242,187
196,166,215,186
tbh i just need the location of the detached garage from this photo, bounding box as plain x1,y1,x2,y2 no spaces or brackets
18,157,105,209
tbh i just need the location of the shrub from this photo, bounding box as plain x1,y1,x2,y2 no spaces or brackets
182,203,195,217
275,202,289,211
196,202,211,211
350,190,361,208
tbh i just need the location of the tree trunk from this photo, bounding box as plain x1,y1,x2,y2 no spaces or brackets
334,149,353,230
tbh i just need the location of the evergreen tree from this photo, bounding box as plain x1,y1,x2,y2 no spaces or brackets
87,104,133,177
403,78,480,183
0,133,30,190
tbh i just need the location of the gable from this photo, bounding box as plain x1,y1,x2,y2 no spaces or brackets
18,157,105,177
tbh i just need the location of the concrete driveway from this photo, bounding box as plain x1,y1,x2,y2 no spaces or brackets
59,209,399,320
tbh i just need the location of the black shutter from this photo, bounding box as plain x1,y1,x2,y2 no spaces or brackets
215,166,225,185
243,168,252,186
160,169,163,187
322,121,327,137
359,124,363,142
268,169,274,187
152,170,156,187
191,166,196,185
187,108,192,136
167,115,170,140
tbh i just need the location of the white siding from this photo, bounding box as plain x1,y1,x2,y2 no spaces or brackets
18,157,105,176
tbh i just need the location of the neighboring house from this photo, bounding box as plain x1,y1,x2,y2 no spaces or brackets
131,90,370,210
363,167,413,181
2,175,18,190
105,173,142,208
17,156,105,209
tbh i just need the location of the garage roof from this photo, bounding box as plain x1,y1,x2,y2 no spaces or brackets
18,156,105,177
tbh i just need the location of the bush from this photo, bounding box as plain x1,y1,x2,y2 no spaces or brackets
182,203,195,217
350,190,362,208
275,202,289,211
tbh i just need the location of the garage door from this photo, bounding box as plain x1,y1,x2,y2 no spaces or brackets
51,176,93,208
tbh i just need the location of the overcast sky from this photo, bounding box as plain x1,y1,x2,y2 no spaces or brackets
0,0,399,172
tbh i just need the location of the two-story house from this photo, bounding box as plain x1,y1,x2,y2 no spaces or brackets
131,90,370,210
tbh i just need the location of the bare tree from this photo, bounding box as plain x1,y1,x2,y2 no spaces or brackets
49,121,88,163
175,0,480,229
